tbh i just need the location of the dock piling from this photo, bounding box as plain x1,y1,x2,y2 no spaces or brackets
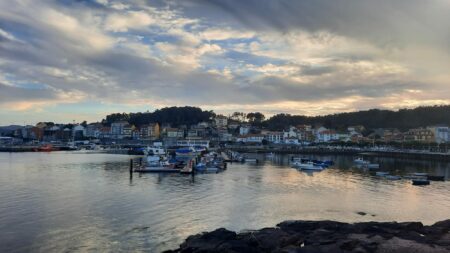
129,159,133,174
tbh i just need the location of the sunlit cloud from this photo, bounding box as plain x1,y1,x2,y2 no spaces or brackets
0,0,449,124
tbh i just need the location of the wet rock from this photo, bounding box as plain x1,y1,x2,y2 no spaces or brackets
168,220,450,253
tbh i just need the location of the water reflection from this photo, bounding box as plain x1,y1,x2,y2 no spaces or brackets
0,152,449,252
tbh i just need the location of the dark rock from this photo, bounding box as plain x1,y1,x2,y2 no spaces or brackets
169,220,450,253
357,212,367,216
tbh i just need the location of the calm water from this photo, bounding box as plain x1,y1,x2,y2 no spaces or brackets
1,152,449,252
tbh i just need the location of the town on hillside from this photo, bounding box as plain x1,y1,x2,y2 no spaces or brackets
1,112,449,153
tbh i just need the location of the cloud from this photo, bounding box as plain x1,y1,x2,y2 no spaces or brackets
0,0,449,124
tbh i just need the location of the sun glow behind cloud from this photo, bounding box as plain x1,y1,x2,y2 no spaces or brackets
0,0,449,124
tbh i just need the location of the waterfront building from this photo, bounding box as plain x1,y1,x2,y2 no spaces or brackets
427,126,449,143
316,129,339,142
266,131,284,144
110,121,128,139
236,134,265,143
72,125,86,140
404,128,435,142
140,123,160,140
177,139,210,148
85,123,102,138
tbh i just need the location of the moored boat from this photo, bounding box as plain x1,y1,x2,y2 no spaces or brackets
293,161,324,171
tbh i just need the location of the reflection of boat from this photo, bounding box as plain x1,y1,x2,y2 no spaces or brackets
34,144,58,152
134,166,180,173
244,158,258,163
367,163,379,169
354,158,367,164
385,175,401,180
293,161,324,171
412,179,430,185
427,175,445,181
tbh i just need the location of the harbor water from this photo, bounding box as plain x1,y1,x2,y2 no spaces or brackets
0,152,449,252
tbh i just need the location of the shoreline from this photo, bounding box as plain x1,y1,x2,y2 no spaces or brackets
166,219,450,253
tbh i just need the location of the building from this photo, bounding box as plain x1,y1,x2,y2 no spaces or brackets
86,123,102,138
266,131,284,143
177,139,210,148
239,125,251,135
110,121,128,139
316,129,339,142
72,125,86,140
166,128,184,138
236,134,265,143
214,115,228,128
140,123,160,140
404,128,435,142
427,126,449,143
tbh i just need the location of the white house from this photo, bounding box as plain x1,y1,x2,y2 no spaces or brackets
283,126,298,139
266,131,284,143
239,125,251,135
316,129,339,142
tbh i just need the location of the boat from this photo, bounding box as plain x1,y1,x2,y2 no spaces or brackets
354,158,367,164
413,172,428,177
293,161,324,171
146,146,166,155
385,175,402,180
176,147,196,157
412,179,430,186
375,171,390,176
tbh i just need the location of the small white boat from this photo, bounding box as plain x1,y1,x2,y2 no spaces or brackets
376,171,390,176
244,158,258,163
354,158,367,164
413,172,428,177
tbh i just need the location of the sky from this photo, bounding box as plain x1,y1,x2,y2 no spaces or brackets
0,0,449,125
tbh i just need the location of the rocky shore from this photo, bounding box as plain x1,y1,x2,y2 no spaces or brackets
166,220,450,253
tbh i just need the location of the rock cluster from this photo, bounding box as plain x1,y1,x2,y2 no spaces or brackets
166,220,450,253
